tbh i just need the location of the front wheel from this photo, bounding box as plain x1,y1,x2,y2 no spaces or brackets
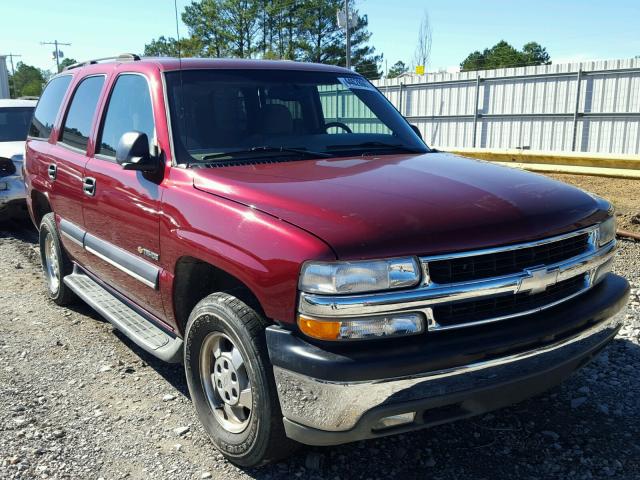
184,293,296,467
39,213,76,306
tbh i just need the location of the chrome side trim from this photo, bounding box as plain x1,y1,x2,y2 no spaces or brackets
57,217,159,289
85,233,159,289
274,309,625,432
299,240,616,331
59,218,85,247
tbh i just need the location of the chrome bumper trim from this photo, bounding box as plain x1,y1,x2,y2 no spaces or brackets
299,239,615,331
273,309,625,432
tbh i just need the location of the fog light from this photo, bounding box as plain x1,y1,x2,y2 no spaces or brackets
0,182,7,191
372,412,416,431
298,313,424,341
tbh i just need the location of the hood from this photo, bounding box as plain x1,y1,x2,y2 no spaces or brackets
193,153,608,259
0,141,25,160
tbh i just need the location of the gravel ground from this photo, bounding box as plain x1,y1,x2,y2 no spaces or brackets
0,221,639,480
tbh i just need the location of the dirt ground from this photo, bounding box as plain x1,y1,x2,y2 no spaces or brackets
546,174,640,235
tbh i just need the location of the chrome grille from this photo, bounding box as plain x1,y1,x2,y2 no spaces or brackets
433,274,588,327
298,225,615,334
428,233,590,284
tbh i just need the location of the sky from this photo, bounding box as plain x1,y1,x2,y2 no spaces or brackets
2,0,639,75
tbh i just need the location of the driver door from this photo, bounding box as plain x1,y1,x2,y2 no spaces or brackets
82,72,165,320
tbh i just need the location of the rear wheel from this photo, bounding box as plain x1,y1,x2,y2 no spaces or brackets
184,293,296,467
39,213,76,306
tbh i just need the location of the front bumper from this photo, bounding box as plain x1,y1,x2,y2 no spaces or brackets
267,273,629,446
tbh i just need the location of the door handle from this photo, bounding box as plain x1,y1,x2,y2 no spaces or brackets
47,164,57,181
82,177,96,196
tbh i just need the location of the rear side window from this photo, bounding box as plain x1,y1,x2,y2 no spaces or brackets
29,75,72,139
97,74,155,158
60,76,105,151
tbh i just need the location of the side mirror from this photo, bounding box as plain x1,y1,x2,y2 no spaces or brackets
116,131,159,173
409,124,423,141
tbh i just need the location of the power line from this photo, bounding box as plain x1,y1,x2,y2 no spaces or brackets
40,40,71,73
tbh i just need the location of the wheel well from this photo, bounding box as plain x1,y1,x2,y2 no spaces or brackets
31,190,52,227
173,257,266,334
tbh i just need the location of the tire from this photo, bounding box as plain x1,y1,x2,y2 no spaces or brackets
39,213,77,306
184,293,297,467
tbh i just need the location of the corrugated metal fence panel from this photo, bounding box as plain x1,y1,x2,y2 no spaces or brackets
318,84,389,134
0,57,10,99
372,57,640,155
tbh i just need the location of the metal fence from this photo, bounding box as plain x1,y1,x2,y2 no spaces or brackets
0,57,10,99
372,58,640,155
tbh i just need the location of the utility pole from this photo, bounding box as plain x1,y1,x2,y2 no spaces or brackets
40,40,71,73
0,53,21,98
344,0,351,69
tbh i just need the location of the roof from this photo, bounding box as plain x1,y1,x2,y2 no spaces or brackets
0,99,37,108
61,55,353,75
149,58,352,74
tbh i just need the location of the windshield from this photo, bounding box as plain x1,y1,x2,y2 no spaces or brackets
0,107,34,142
164,69,429,164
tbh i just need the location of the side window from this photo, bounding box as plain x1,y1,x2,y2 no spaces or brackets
29,75,72,139
60,76,105,151
97,74,155,158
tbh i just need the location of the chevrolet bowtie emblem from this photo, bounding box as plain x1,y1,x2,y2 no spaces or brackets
517,266,559,295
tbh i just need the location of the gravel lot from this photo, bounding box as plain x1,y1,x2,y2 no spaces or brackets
0,221,638,480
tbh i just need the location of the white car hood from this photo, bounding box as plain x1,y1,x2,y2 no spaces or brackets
0,141,25,160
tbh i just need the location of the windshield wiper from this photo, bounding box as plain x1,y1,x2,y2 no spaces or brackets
327,141,425,154
201,146,333,162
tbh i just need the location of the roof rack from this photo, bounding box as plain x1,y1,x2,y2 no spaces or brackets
63,53,141,71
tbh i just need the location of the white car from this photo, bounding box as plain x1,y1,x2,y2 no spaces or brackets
0,98,37,221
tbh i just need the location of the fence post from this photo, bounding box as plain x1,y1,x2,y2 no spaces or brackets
571,67,583,151
399,82,405,116
471,75,481,148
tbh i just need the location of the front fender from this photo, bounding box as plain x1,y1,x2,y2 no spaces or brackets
159,178,336,328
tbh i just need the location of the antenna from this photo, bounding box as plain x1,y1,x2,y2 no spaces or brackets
174,0,188,163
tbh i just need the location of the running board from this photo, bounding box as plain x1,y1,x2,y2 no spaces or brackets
64,271,183,363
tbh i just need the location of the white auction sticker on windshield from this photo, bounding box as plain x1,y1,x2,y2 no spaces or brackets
338,76,377,91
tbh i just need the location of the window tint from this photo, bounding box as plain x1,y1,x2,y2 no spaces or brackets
29,75,72,139
98,75,155,158
0,107,35,142
60,76,105,150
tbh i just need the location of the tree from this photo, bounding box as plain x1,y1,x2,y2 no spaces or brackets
8,62,46,98
325,11,382,79
522,42,550,66
143,35,203,57
460,40,552,71
413,10,432,69
59,58,78,70
143,0,382,76
298,0,342,63
387,60,408,78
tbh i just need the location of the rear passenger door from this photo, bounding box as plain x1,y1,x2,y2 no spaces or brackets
48,75,105,265
82,73,165,320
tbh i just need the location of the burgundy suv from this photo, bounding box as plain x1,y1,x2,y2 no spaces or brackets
25,54,629,467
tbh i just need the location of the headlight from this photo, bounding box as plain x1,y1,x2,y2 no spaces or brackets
598,216,616,246
298,312,425,341
299,257,420,294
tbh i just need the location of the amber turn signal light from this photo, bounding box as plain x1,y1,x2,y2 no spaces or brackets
297,313,425,341
298,316,341,340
